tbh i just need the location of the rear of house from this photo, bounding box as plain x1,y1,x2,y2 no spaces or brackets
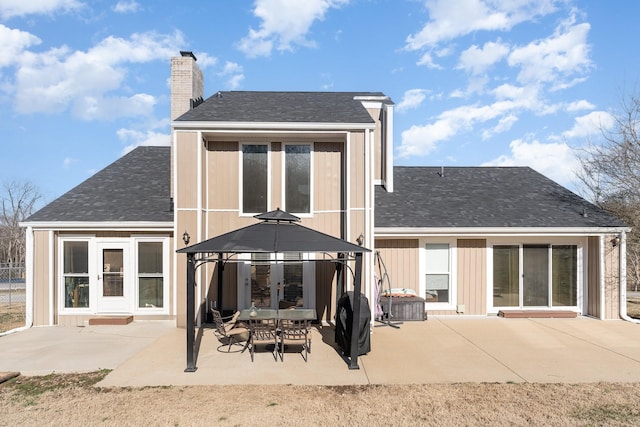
19,52,630,329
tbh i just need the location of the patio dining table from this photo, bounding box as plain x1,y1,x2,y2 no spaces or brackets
238,308,316,322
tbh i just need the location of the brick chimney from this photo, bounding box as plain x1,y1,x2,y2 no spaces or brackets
170,51,203,121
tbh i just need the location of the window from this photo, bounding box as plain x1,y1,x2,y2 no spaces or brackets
493,245,519,307
285,145,311,213
425,243,450,303
552,245,577,306
138,242,163,308
63,241,90,308
491,243,579,308
242,144,268,213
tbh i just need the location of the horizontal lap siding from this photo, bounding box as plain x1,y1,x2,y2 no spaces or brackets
374,239,419,293
456,239,487,315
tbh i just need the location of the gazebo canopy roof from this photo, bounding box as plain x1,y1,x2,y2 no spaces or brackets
177,209,369,255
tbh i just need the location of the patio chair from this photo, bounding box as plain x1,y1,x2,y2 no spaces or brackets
211,310,250,353
247,318,279,362
278,318,312,362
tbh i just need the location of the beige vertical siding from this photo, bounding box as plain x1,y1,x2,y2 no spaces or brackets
176,210,198,328
206,141,239,210
604,235,621,319
175,131,200,209
456,239,487,315
349,131,365,210
32,230,52,326
374,239,420,293
587,236,600,318
314,141,343,212
366,107,383,182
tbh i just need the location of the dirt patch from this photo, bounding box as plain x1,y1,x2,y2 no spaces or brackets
2,372,640,426
0,302,25,333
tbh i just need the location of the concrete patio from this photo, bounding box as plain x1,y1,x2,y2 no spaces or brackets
2,316,640,387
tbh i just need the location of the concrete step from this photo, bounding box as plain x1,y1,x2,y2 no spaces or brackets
88,316,134,325
498,310,577,319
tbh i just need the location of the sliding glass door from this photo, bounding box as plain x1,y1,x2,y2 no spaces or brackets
492,244,578,309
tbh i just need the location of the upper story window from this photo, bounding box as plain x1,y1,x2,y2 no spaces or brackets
285,145,311,214
242,144,268,214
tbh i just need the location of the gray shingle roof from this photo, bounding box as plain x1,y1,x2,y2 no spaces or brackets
26,146,172,223
375,167,627,228
174,91,389,123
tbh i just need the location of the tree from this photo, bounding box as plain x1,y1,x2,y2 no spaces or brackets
577,93,640,291
0,180,42,265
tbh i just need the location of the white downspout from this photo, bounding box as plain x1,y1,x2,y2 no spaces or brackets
48,230,54,325
599,235,605,320
618,231,639,323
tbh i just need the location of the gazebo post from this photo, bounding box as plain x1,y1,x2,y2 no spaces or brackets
216,252,224,311
349,252,363,370
185,253,197,372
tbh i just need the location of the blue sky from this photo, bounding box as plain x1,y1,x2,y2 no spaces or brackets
0,0,637,209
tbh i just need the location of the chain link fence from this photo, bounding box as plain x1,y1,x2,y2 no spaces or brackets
0,262,26,332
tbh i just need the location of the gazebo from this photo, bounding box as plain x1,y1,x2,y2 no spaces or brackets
177,209,370,371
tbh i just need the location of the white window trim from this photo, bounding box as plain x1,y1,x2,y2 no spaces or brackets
239,142,271,216
419,237,457,311
58,236,96,314
281,142,314,217
133,236,170,315
486,238,584,314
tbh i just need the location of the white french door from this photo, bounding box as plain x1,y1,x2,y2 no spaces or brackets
97,241,131,313
238,253,315,310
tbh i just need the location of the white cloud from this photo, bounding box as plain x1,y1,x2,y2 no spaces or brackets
398,101,516,158
0,0,83,19
117,123,170,155
11,30,184,119
561,110,615,139
237,0,349,57
508,14,592,87
405,0,557,51
0,24,41,68
457,40,510,75
481,114,518,139
483,138,579,186
416,52,442,69
565,99,595,112
73,93,156,121
113,1,140,13
396,89,428,113
62,157,79,169
218,61,245,89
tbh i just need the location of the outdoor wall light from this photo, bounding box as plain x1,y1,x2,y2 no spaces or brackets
356,233,364,246
612,236,620,248
182,230,190,246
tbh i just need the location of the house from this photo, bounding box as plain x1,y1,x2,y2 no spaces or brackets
20,51,630,330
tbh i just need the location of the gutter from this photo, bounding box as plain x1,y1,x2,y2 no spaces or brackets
618,231,640,323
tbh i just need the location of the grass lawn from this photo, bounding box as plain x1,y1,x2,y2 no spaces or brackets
0,301,25,333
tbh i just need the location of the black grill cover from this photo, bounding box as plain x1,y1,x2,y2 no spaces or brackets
335,291,371,356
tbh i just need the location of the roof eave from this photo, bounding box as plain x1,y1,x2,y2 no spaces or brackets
20,221,174,231
171,121,376,131
374,226,632,237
